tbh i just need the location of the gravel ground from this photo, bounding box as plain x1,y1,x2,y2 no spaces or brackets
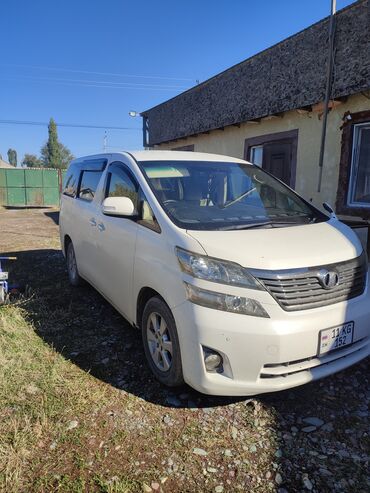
0,208,369,492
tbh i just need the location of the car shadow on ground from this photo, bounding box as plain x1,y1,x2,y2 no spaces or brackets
43,210,59,225
7,247,246,409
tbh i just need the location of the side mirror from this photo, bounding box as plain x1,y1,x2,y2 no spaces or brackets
102,197,136,217
323,202,337,220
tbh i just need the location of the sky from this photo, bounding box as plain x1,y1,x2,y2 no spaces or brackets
0,0,355,164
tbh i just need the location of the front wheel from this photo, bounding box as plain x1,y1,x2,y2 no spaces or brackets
66,241,82,287
142,297,184,387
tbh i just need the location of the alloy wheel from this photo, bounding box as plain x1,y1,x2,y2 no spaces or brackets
67,245,77,282
146,311,173,372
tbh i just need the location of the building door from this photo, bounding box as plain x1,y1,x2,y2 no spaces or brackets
245,129,298,188
262,141,292,185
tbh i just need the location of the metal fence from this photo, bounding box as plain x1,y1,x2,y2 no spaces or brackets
0,168,66,207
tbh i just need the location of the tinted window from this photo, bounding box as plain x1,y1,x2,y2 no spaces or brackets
348,123,370,207
106,164,139,210
105,163,160,231
79,171,102,201
63,166,80,197
138,189,161,232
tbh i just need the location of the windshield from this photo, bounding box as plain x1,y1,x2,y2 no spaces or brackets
139,160,327,231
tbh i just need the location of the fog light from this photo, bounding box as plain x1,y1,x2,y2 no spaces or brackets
203,347,223,372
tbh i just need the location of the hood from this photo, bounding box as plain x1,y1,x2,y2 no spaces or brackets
187,219,364,270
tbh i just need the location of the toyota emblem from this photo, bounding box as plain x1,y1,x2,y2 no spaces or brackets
317,269,340,289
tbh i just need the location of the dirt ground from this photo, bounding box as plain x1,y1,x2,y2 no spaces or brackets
0,207,60,252
0,207,369,493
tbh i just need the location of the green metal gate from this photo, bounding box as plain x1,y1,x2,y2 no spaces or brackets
0,168,66,207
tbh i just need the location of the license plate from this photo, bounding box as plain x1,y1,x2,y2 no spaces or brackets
319,322,354,355
0,272,8,280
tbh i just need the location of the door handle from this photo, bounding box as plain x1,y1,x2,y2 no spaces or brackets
97,223,105,232
89,218,97,227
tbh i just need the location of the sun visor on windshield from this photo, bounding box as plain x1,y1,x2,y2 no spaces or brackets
146,166,190,178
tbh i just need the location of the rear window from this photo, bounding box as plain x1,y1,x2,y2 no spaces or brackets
78,171,102,202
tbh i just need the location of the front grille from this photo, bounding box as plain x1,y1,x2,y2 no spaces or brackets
252,252,367,311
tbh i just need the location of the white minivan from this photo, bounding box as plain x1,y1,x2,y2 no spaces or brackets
59,151,370,396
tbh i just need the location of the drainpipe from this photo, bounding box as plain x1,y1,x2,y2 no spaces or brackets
142,115,149,148
317,0,337,193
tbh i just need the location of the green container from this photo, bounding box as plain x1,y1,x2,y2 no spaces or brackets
26,188,44,206
0,167,64,206
25,169,43,188
43,188,60,206
6,169,25,187
43,169,59,188
0,187,7,205
7,188,26,206
0,170,7,187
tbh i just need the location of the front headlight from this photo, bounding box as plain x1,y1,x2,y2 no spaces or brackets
176,247,264,290
185,283,269,318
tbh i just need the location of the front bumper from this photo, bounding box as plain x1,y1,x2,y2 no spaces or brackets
172,287,370,396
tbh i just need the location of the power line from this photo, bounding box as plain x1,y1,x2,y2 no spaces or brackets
0,119,140,131
0,63,195,82
1,74,188,90
42,75,187,89
0,76,187,92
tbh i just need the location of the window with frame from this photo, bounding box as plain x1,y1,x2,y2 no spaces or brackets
249,145,263,166
106,164,139,210
105,163,160,232
348,122,370,207
78,171,102,201
63,166,80,197
138,189,160,232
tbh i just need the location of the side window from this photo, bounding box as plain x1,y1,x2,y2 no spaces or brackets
106,164,139,210
63,167,79,197
138,189,161,233
79,171,102,202
105,163,160,232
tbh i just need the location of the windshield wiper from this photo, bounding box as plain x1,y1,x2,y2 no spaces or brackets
218,221,273,231
220,187,257,209
218,218,313,231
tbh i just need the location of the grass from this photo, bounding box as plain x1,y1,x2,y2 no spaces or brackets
0,300,278,492
0,303,123,492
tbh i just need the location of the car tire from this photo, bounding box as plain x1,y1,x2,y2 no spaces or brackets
66,241,82,287
0,285,5,304
142,296,184,387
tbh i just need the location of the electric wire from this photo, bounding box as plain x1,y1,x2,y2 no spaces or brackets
0,63,195,82
0,75,188,90
0,119,140,131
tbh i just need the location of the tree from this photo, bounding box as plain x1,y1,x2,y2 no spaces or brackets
22,154,43,168
40,118,74,169
7,148,17,166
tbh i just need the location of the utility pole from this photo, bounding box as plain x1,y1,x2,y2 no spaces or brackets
103,131,107,152
317,0,337,193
